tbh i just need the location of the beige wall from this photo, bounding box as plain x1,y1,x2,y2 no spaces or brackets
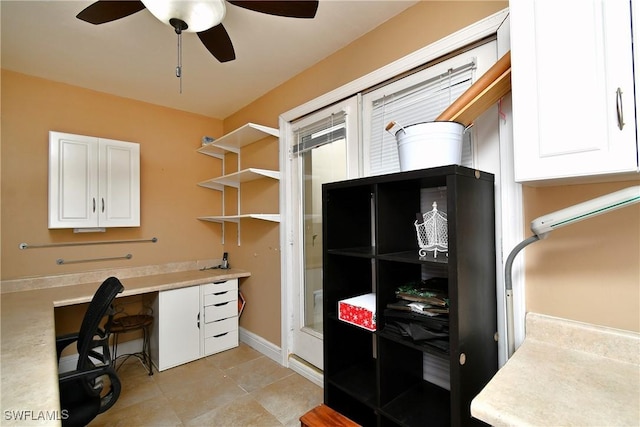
1,70,225,280
523,181,640,332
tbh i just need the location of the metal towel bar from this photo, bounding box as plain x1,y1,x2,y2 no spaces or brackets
19,237,157,250
56,254,133,265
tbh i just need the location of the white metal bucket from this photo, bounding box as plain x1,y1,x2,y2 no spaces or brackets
393,121,465,172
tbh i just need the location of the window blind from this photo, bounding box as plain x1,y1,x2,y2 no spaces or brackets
367,60,476,176
292,111,347,156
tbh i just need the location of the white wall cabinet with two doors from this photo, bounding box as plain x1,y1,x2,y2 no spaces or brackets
48,131,140,229
150,279,239,371
510,0,638,183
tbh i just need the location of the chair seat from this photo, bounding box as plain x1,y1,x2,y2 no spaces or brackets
111,314,153,332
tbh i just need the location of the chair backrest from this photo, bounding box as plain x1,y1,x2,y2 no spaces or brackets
76,276,124,370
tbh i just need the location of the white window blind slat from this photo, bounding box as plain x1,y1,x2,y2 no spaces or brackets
366,60,476,176
292,111,347,155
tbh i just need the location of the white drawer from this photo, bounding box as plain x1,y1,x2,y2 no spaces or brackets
204,316,237,338
203,279,238,306
204,329,238,355
204,300,237,322
202,279,237,296
204,289,236,306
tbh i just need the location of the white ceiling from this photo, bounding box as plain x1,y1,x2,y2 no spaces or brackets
1,0,418,119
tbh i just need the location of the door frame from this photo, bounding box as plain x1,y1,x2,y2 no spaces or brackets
279,8,516,384
284,97,360,372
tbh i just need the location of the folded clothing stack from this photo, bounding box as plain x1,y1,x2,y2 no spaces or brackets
382,278,450,353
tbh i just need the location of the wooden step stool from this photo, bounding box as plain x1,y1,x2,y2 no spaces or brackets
300,404,360,427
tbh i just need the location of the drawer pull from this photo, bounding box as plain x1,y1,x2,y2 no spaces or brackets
213,332,229,338
214,301,230,307
616,87,625,130
213,291,228,296
213,280,227,284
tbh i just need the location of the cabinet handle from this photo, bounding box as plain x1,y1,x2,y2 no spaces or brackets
214,291,228,296
214,302,230,307
213,280,227,284
92,198,96,213
197,312,200,329
101,198,105,213
616,87,625,130
213,332,229,338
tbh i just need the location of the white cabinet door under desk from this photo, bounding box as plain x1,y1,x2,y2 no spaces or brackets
151,285,201,371
151,279,239,371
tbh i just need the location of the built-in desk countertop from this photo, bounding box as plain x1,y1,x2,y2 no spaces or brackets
471,312,640,426
0,268,250,426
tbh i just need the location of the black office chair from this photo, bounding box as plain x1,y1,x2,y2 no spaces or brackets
56,276,124,427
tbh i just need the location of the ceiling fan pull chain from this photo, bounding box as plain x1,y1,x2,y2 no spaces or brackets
176,30,183,93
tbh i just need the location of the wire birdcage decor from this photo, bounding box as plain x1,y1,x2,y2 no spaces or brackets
414,201,448,258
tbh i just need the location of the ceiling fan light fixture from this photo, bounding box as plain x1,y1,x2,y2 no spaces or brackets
142,0,226,33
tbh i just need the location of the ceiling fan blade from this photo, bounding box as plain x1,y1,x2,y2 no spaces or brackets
76,0,146,25
228,1,319,18
197,24,236,63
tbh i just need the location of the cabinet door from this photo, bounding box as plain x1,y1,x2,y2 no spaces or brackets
153,286,201,371
98,138,140,227
49,132,99,228
511,0,637,182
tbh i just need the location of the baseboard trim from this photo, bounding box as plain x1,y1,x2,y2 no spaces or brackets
238,327,282,365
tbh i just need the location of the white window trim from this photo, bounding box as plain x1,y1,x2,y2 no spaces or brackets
279,8,520,372
280,9,509,123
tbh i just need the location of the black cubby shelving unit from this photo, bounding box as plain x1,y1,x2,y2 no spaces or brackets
322,165,497,427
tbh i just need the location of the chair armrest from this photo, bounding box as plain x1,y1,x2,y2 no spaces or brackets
56,333,79,361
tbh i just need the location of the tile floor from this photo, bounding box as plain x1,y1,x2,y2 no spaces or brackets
92,343,323,426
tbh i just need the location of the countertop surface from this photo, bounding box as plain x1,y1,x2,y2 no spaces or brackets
0,267,250,426
471,312,640,426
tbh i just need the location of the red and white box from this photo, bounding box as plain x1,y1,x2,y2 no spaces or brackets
338,293,376,331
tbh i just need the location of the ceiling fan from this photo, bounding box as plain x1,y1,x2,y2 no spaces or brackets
76,0,320,63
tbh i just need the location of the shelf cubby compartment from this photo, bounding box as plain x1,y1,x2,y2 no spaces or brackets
324,317,377,426
324,254,373,324
325,384,377,427
380,381,451,427
379,333,451,427
323,183,373,252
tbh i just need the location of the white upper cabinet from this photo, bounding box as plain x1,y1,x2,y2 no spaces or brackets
510,0,638,182
49,131,140,229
